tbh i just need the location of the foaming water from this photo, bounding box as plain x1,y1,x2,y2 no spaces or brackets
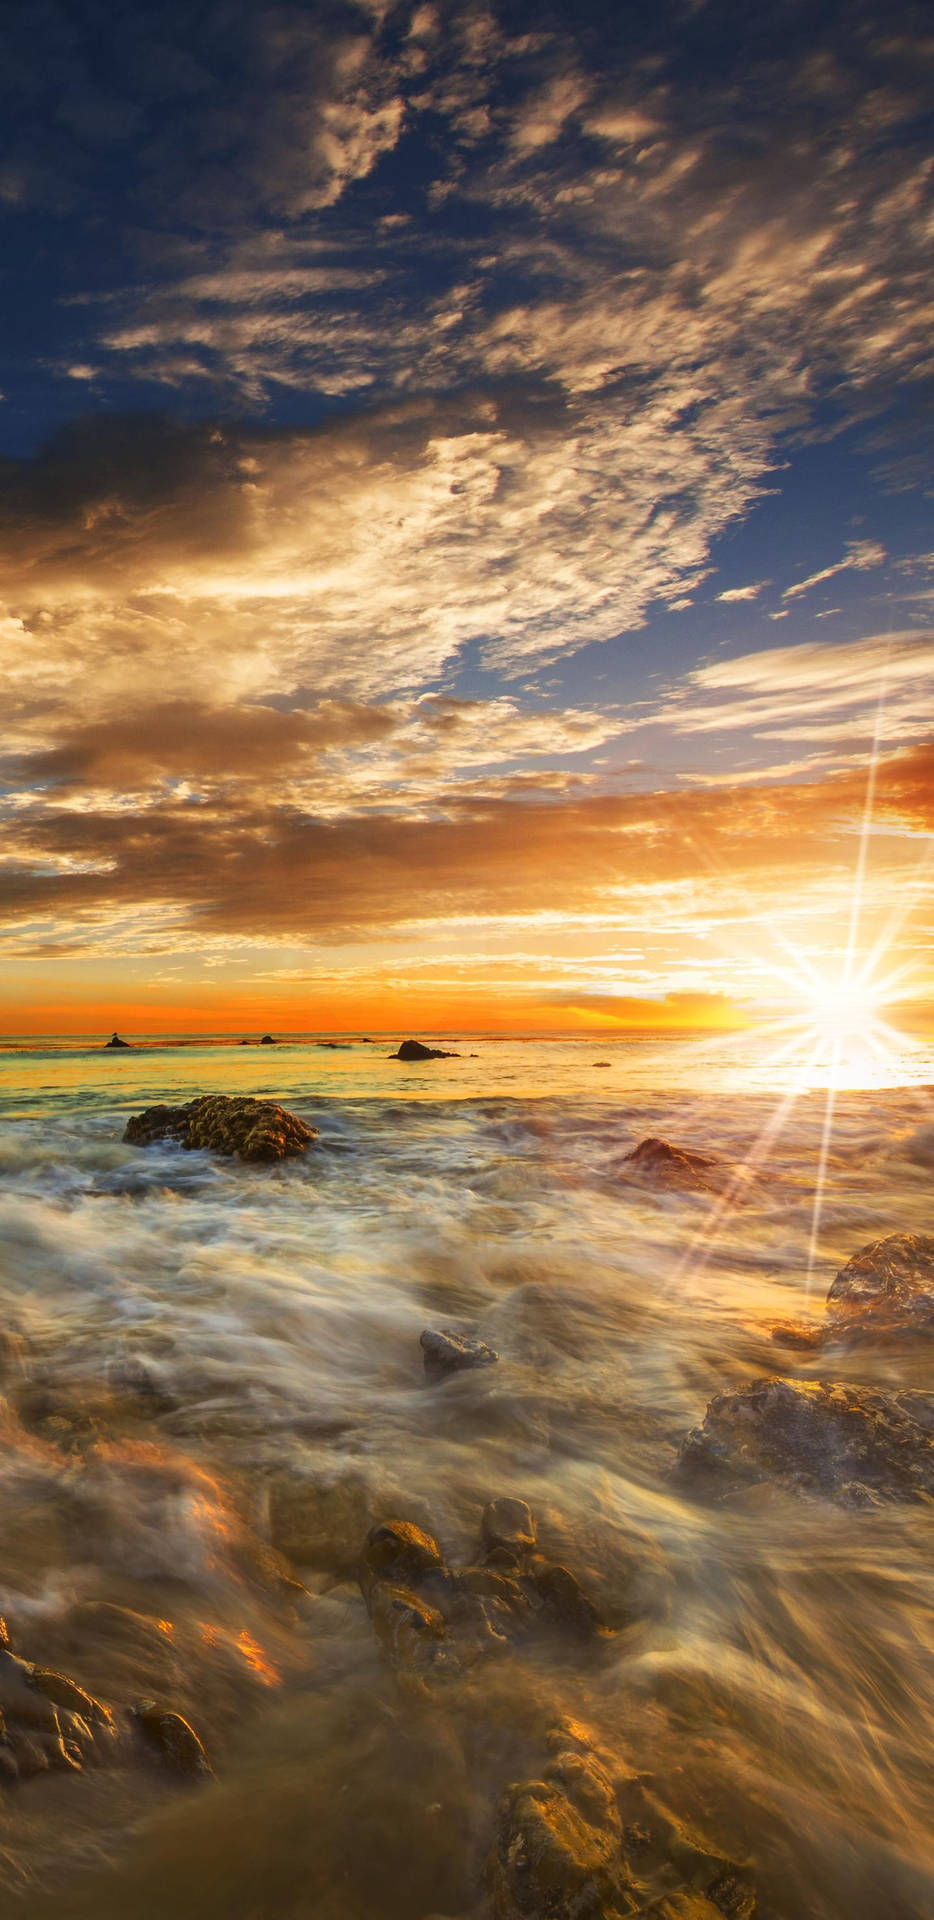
0,1033,933,1917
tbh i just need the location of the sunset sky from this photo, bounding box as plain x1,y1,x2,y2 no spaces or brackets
1,0,932,1035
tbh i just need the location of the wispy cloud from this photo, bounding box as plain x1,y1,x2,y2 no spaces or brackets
782,540,887,601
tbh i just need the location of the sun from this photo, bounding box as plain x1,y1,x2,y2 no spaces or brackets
803,974,884,1040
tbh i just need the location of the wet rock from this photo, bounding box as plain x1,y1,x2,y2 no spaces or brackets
481,1498,537,1558
104,1030,131,1048
622,1137,731,1194
0,1638,119,1783
368,1584,447,1667
359,1504,611,1676
133,1698,212,1776
393,1039,459,1060
359,1519,446,1600
488,1738,625,1919
676,1377,934,1504
421,1327,499,1380
260,1033,276,1043
124,1093,317,1162
826,1231,934,1338
533,1563,605,1639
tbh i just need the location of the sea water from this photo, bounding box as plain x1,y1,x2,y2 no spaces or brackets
0,1031,932,1918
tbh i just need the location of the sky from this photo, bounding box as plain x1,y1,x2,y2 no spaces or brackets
0,0,932,1037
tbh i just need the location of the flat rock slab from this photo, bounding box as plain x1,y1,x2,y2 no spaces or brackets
420,1327,499,1379
677,1377,934,1505
124,1094,317,1163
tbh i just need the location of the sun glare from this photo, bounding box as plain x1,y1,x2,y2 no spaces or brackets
803,975,883,1040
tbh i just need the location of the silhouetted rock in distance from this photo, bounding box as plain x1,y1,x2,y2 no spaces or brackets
124,1094,317,1163
104,1031,131,1049
394,1038,459,1060
259,1033,276,1044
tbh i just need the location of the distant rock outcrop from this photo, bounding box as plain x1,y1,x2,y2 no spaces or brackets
677,1377,934,1505
124,1094,317,1163
259,1033,276,1045
104,1032,131,1049
393,1038,459,1060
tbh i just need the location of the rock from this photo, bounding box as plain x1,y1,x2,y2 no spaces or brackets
104,1031,131,1049
488,1725,757,1920
359,1519,446,1600
124,1093,317,1162
421,1327,499,1380
394,1039,460,1060
826,1232,934,1337
133,1699,212,1776
260,1033,276,1044
481,1498,537,1558
488,1739,625,1919
368,1584,447,1667
676,1377,934,1504
359,1505,611,1675
622,1136,730,1194
0,1638,119,1782
534,1564,605,1638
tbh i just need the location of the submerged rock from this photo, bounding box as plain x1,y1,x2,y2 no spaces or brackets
358,1501,614,1677
124,1093,317,1162
677,1377,934,1505
394,1038,460,1060
488,1739,624,1919
621,1136,732,1194
488,1725,756,1920
0,1623,121,1785
132,1698,212,1777
420,1326,499,1380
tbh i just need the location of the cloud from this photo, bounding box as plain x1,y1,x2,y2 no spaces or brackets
3,742,932,950
782,540,887,601
716,583,770,603
649,630,934,745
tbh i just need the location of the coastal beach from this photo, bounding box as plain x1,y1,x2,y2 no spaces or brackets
1,1035,933,1917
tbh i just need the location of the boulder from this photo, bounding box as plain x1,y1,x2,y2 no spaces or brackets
827,1232,934,1337
621,1137,731,1194
420,1327,499,1380
677,1377,934,1505
772,1232,934,1351
124,1094,317,1163
104,1031,131,1049
260,1033,276,1044
393,1039,460,1060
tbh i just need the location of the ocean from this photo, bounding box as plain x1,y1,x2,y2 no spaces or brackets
0,1031,932,1918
